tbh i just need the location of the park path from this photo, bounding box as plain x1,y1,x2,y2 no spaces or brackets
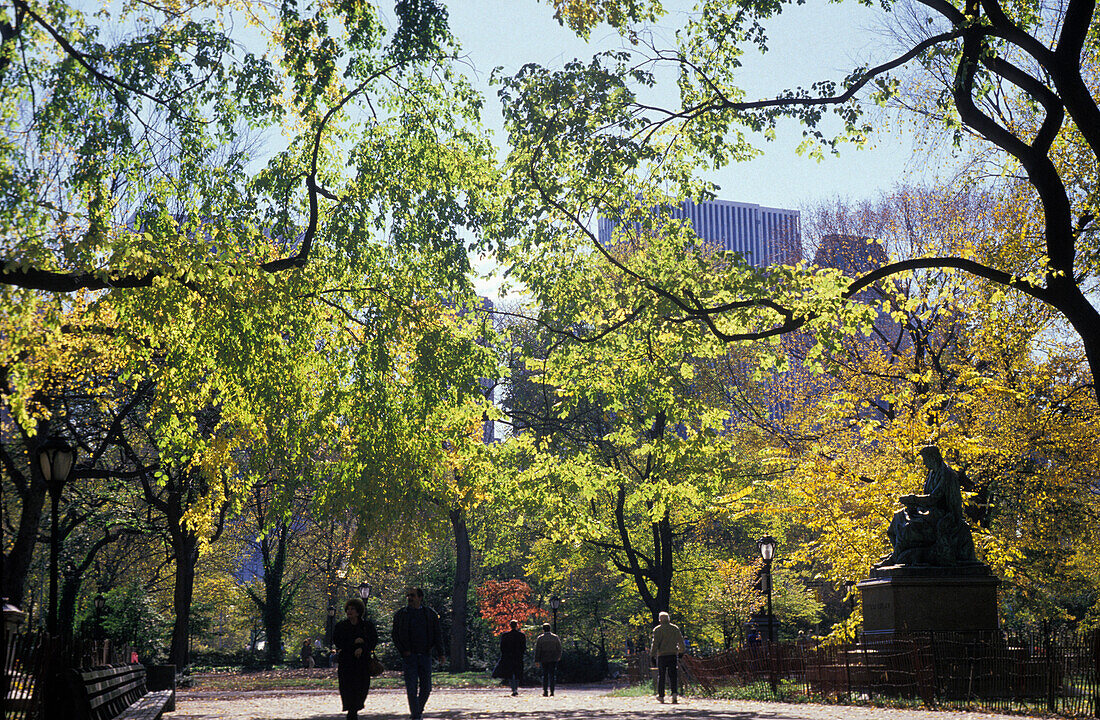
170,686,1042,720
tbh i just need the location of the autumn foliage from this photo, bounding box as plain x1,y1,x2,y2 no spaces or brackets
476,579,545,635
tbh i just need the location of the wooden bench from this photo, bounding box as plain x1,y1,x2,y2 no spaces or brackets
70,663,173,720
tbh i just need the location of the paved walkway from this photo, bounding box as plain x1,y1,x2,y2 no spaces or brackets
170,687,1041,720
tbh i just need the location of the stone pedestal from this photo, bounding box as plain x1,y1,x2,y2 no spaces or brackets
857,564,999,638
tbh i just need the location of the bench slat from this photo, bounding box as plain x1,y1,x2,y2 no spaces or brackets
88,677,145,709
109,690,172,720
85,672,143,697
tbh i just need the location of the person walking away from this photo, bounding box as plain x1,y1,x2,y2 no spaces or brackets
392,587,444,720
650,611,686,704
300,638,315,668
498,619,527,696
533,622,563,697
332,598,378,720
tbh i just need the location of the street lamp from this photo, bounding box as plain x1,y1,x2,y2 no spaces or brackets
756,536,777,642
549,595,561,634
39,436,75,635
358,582,371,601
756,535,778,695
326,603,336,646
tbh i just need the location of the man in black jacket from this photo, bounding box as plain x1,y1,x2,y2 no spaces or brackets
392,587,444,720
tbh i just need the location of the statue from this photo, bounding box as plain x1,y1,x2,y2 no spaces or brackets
877,446,978,567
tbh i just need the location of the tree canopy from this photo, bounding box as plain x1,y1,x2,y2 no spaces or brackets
497,0,1100,402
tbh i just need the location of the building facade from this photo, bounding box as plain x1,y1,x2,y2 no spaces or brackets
598,198,801,267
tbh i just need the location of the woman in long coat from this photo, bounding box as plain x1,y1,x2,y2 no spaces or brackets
332,598,378,720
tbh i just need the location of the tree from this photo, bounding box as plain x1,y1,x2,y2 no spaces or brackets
2,1,504,661
704,559,764,650
476,579,543,635
53,478,145,635
101,582,171,660
500,0,1100,404
0,0,473,292
240,478,313,665
407,312,501,672
495,226,761,624
522,538,641,661
760,188,1100,629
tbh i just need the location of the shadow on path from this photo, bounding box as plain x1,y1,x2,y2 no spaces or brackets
265,712,773,720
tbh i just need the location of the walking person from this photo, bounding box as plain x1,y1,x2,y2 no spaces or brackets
392,587,444,720
300,638,315,668
497,619,527,695
533,622,563,697
650,611,686,704
332,598,378,720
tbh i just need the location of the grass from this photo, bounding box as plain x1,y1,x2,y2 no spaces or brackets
609,679,811,703
183,669,503,693
710,679,811,703
607,682,655,697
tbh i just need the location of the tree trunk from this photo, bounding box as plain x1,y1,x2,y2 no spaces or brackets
1050,281,1100,407
3,480,46,608
2,419,50,607
263,578,285,665
261,526,289,666
169,529,199,669
449,507,470,672
59,571,82,636
654,513,673,618
596,598,608,675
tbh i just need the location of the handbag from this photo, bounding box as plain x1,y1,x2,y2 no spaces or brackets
368,654,385,677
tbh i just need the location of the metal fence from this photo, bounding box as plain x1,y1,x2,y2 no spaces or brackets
677,629,1100,717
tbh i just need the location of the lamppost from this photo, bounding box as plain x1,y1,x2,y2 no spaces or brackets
756,536,777,641
326,603,336,646
756,535,778,695
549,595,561,634
94,593,106,638
358,582,371,602
39,436,75,635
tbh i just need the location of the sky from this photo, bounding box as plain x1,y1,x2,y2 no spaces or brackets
439,0,947,212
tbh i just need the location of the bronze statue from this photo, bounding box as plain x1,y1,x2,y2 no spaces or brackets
877,446,978,567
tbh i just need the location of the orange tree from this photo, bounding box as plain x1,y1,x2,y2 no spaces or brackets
476,579,545,635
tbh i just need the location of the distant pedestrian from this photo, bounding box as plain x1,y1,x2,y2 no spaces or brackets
392,587,444,720
497,619,527,696
333,598,378,720
533,622,563,697
300,639,315,668
650,611,686,704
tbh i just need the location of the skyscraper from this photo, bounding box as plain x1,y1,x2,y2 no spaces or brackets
598,198,801,266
